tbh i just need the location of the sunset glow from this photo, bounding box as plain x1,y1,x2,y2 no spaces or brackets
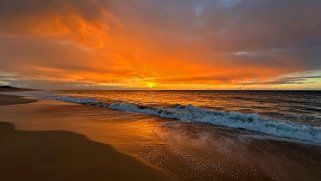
1,1,321,179
0,0,321,90
146,82,156,89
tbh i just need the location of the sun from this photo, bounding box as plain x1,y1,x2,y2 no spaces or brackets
146,82,156,89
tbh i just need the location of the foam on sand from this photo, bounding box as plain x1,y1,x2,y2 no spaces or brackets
47,95,321,145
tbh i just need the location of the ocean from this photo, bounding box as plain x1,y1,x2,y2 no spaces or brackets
11,90,321,145
3,90,321,180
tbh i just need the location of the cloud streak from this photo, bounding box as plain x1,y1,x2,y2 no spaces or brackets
0,0,321,89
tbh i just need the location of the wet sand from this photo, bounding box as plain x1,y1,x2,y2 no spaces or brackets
0,94,36,105
0,95,173,181
0,122,174,181
1,94,321,181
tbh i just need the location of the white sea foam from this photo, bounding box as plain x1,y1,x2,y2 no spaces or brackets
4,91,321,145
45,95,321,145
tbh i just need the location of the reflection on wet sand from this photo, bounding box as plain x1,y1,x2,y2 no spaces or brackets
1,98,321,180
0,122,172,181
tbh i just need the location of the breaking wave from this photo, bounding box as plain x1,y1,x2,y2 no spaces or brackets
47,95,321,145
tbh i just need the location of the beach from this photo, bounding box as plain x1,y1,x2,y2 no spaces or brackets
1,0,321,180
0,94,37,106
1,94,321,181
0,94,173,181
1,0,320,180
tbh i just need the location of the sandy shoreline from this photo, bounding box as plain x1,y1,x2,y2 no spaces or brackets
0,94,173,181
0,94,37,106
1,94,321,181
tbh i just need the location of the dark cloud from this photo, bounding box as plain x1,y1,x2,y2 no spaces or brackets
111,0,321,74
0,0,110,30
0,0,321,89
242,75,321,85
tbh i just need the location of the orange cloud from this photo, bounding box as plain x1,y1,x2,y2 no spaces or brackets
0,0,321,89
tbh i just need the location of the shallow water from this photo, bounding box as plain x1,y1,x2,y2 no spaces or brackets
1,99,321,181
55,90,321,125
5,90,321,144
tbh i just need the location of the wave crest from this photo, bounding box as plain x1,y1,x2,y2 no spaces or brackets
47,95,321,144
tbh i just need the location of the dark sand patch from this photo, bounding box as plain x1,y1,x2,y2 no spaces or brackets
0,94,37,106
0,122,173,181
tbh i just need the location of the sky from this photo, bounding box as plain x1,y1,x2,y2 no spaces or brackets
0,0,321,90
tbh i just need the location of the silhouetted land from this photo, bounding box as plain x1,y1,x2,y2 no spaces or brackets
0,85,33,92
